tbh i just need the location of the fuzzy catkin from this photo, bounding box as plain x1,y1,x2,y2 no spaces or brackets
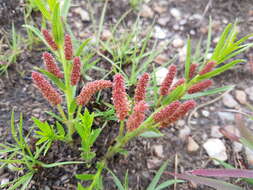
71,57,81,86
112,74,130,121
199,61,216,75
64,34,73,60
32,72,62,106
76,80,112,105
126,101,149,131
187,80,213,94
189,63,198,79
160,64,177,96
43,52,63,78
42,30,58,51
134,73,150,103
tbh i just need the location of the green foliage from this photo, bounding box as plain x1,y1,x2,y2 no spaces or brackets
75,109,101,161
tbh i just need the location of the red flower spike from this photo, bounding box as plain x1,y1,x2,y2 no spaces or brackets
64,34,73,60
153,101,181,123
162,100,196,126
169,78,185,92
160,64,177,96
112,74,130,121
189,63,198,79
188,80,213,94
199,61,216,75
32,72,62,106
76,80,112,105
71,57,81,86
43,52,63,78
134,73,150,103
126,101,149,131
42,29,58,51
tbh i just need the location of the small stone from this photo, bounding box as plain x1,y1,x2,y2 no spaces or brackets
152,145,164,158
187,137,199,152
154,54,169,65
1,178,9,186
203,138,227,165
101,30,112,41
179,126,191,141
172,37,184,48
178,45,187,62
173,24,180,31
217,112,234,121
155,67,168,85
210,126,223,138
157,17,170,26
140,4,154,18
177,120,185,127
233,142,243,153
153,26,167,39
201,110,210,117
170,8,181,19
147,157,162,169
245,86,253,101
222,93,238,108
245,147,253,166
74,7,90,21
235,90,247,104
153,3,167,14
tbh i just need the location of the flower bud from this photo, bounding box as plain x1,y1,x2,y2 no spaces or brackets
188,80,213,94
32,72,62,106
199,61,216,75
112,74,130,121
71,57,81,86
160,64,177,96
43,52,63,78
134,73,150,103
189,63,198,79
64,34,73,60
42,29,58,51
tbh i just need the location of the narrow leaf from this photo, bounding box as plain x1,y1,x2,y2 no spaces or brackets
190,169,253,178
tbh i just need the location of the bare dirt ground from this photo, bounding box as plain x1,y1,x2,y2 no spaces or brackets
1,0,253,189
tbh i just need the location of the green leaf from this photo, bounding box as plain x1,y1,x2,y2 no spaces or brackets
37,68,65,91
182,85,234,100
141,131,164,138
75,38,91,56
61,0,72,19
162,85,185,105
77,183,86,190
185,37,191,81
34,0,51,20
41,161,84,168
7,172,34,190
56,122,65,137
108,169,125,190
147,160,169,190
198,59,244,80
155,179,184,190
76,174,94,181
52,2,64,45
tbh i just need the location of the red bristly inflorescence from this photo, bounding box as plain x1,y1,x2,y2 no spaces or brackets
76,80,112,105
153,101,181,123
160,100,196,127
64,34,73,60
189,63,198,79
32,72,62,106
42,29,58,51
112,74,130,121
43,52,63,78
169,78,186,92
71,57,81,86
126,101,149,131
134,73,150,103
187,79,213,94
160,64,177,96
199,61,216,75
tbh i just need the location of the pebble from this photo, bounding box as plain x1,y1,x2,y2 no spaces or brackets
178,45,187,62
74,7,90,21
170,8,181,19
155,67,168,85
233,142,243,153
210,126,223,138
140,4,154,18
179,126,191,141
172,37,184,48
235,90,247,104
153,3,167,14
147,157,162,169
203,138,228,165
153,26,167,39
222,93,238,108
201,110,210,117
157,17,170,26
187,137,199,152
1,178,9,186
217,111,234,121
245,86,253,101
152,145,164,158
101,29,112,41
245,147,253,166
154,54,169,65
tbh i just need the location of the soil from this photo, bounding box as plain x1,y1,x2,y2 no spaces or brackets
1,0,253,190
